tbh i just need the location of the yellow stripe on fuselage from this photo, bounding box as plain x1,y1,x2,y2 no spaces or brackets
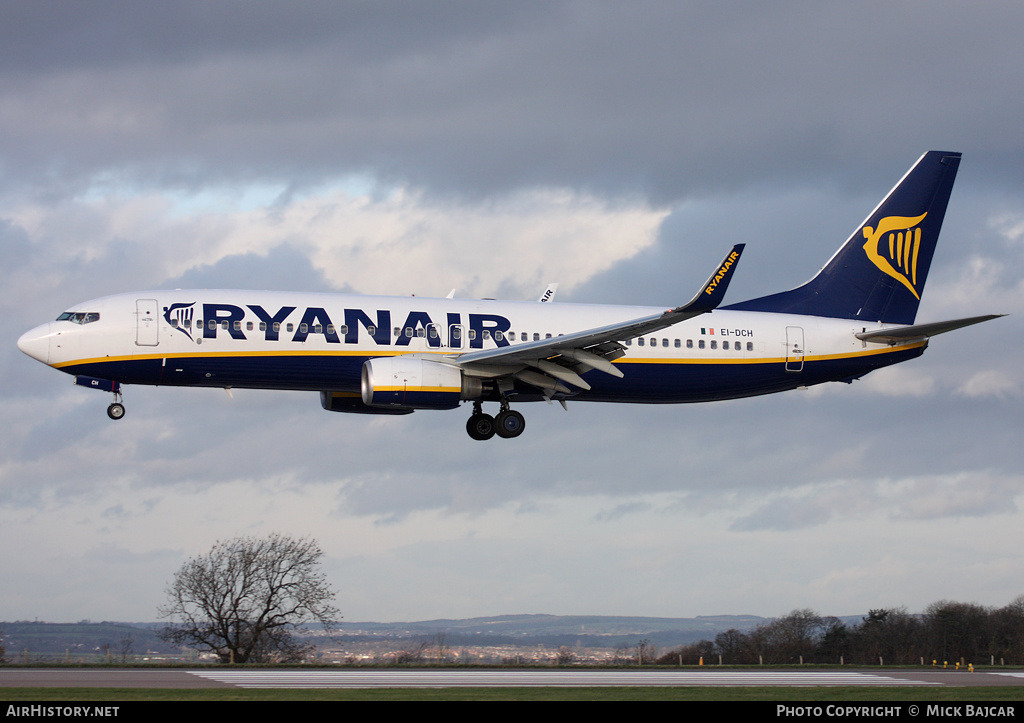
373,386,462,393
614,340,926,365
52,348,413,369
53,340,925,370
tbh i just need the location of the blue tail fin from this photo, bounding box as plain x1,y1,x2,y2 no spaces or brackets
724,151,961,324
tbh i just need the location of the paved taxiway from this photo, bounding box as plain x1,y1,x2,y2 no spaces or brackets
3,669,1024,688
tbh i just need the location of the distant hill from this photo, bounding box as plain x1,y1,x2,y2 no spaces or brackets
1,615,774,656
0,621,170,659
333,614,770,649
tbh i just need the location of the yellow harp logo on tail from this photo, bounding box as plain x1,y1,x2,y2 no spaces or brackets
862,213,928,300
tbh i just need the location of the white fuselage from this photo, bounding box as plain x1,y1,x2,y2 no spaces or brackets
18,289,925,404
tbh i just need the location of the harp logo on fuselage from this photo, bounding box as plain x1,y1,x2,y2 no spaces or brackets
862,213,928,300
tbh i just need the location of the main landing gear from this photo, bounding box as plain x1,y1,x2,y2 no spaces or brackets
466,400,525,441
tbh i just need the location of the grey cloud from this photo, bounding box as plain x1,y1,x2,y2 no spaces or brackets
3,3,1024,201
165,244,342,293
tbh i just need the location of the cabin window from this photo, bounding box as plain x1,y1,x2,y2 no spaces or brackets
416,327,425,337
674,339,681,348
483,330,491,340
649,338,656,346
313,324,322,334
624,339,632,346
662,338,668,348
723,341,729,350
394,327,401,337
494,330,503,342
698,339,705,349
326,325,335,335
452,327,461,339
533,333,540,341
246,321,253,331
429,326,438,339
637,338,645,347
300,323,308,333
169,319,178,328
234,321,242,331
468,329,477,340
545,333,552,339
405,327,413,338
286,323,294,332
686,339,693,348
747,341,753,351
710,340,717,349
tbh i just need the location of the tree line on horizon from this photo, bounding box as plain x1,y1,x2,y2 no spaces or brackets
657,598,1024,666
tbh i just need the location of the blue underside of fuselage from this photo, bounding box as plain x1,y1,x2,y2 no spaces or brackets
58,345,925,405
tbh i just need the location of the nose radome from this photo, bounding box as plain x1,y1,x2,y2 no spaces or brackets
17,323,52,364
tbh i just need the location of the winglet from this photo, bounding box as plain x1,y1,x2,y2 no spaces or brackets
673,244,745,315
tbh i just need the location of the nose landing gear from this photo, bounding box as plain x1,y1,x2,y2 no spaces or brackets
466,400,525,440
106,388,126,420
74,376,126,420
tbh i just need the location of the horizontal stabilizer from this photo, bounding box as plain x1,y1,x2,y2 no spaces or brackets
856,314,1006,345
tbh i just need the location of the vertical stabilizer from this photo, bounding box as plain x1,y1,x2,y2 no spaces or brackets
724,151,961,324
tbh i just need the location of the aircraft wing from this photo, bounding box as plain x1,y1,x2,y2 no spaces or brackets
855,314,1006,345
450,245,744,394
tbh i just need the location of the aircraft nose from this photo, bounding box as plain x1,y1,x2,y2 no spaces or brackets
17,323,52,364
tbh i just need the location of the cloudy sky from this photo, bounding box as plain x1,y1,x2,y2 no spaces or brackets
3,1,1023,625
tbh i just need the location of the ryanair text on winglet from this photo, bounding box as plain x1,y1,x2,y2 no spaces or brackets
703,250,741,295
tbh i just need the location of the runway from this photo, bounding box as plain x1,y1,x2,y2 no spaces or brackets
3,668,1022,689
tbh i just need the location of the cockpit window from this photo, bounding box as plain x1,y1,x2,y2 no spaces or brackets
57,312,100,324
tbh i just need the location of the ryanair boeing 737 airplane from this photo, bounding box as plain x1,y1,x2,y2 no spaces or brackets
18,151,1003,440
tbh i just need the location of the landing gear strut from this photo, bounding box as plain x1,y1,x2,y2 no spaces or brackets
466,401,495,441
107,390,125,420
466,400,525,440
494,402,525,439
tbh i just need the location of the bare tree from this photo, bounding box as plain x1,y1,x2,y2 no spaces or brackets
117,633,134,664
393,640,429,664
158,534,340,663
556,646,577,664
432,631,453,664
635,638,656,665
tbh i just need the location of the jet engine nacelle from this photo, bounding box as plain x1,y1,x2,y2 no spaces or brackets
361,357,481,410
